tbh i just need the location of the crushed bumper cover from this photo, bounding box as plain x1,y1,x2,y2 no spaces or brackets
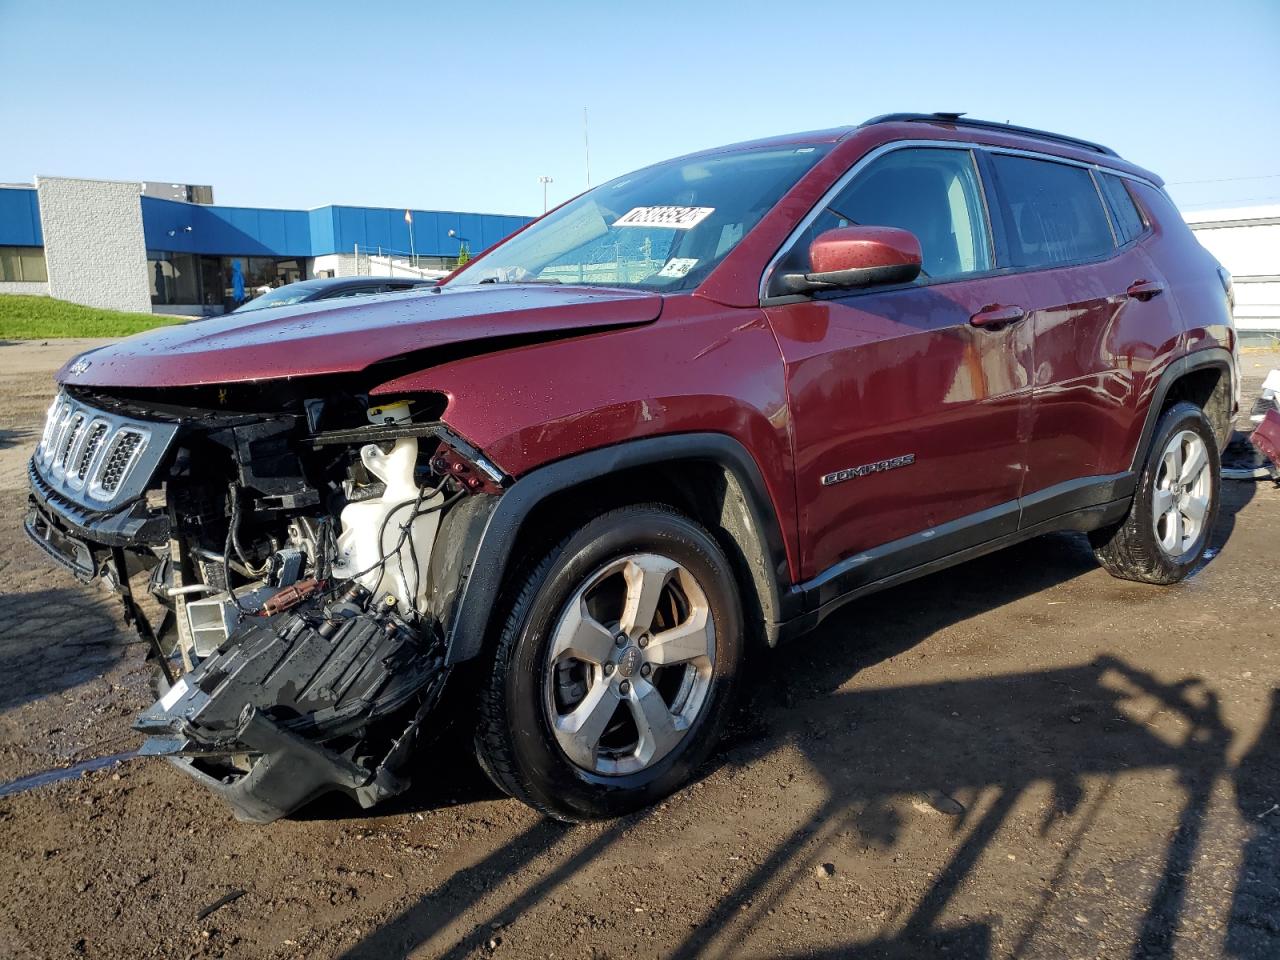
135,601,448,822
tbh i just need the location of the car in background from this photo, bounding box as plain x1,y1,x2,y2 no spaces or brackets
233,276,436,313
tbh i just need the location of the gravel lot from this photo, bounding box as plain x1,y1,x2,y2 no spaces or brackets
1,339,1277,960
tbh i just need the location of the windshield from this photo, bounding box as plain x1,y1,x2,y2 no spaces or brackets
235,284,318,312
448,144,831,292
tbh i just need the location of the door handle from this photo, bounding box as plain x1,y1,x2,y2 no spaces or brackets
1126,279,1165,302
969,304,1026,329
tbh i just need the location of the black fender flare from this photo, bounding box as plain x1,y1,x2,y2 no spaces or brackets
430,433,795,665
1130,347,1235,471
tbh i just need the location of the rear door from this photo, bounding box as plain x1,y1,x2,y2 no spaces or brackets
763,145,1034,586
983,153,1175,522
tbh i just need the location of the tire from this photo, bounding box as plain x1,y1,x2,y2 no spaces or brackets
1090,401,1220,584
474,504,743,822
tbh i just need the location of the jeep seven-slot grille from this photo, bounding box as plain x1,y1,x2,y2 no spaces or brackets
76,422,109,481
33,393,177,509
97,431,143,495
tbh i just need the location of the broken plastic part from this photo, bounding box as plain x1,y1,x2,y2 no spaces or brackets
135,597,447,821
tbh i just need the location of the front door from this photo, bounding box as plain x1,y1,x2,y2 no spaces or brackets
763,145,1034,586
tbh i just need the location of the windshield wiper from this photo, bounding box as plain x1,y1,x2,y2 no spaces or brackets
477,276,563,285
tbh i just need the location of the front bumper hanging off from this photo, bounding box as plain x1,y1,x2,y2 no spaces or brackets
134,597,450,823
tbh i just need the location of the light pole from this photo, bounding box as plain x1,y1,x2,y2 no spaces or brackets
538,175,553,214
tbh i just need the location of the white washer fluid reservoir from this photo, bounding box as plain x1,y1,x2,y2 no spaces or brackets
331,437,442,614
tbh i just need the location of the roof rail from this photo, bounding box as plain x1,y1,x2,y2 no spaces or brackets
859,112,1119,158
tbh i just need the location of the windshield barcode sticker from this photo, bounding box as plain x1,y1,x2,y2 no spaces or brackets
613,206,715,229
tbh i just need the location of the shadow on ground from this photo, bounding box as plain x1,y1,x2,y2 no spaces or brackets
0,427,34,452
333,482,1275,959
0,586,129,712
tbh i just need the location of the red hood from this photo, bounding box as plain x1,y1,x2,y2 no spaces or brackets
58,285,663,389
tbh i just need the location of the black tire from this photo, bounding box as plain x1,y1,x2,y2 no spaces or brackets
1090,401,1220,584
474,504,743,822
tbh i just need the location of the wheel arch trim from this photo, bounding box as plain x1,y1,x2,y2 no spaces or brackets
437,432,794,665
1131,347,1234,472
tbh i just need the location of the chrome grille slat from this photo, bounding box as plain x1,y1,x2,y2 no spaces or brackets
31,392,179,511
54,413,86,476
73,421,110,486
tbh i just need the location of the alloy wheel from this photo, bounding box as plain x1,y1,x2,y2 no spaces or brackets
543,553,715,776
1152,429,1212,557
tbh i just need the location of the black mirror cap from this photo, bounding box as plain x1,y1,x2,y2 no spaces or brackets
778,260,921,295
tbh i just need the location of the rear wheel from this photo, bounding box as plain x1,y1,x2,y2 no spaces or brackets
474,505,743,821
1090,401,1220,584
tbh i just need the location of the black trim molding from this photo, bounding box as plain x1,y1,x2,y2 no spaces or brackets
439,432,793,664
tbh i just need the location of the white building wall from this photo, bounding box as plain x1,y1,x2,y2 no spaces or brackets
310,253,446,280
0,281,50,296
1185,204,1280,339
36,176,151,313
311,253,360,278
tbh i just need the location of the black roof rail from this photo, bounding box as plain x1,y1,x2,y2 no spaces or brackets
859,112,1119,158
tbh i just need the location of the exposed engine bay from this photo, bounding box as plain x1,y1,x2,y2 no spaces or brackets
25,384,504,822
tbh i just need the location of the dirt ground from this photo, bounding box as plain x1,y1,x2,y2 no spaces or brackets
0,339,1277,960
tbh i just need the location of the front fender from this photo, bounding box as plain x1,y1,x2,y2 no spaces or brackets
430,432,798,665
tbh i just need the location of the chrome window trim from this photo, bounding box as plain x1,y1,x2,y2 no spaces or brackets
758,138,1163,302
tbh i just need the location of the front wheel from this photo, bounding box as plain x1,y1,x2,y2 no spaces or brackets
474,505,744,822
1090,401,1220,584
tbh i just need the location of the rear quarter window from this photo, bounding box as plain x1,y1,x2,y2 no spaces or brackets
990,154,1115,269
1098,173,1147,245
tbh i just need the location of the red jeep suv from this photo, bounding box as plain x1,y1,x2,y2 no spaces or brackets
26,113,1237,823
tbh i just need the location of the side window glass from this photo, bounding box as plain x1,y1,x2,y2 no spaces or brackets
1099,173,1146,245
829,148,991,280
773,148,992,287
991,155,1114,268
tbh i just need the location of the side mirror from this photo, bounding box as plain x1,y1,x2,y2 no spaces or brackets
780,226,922,294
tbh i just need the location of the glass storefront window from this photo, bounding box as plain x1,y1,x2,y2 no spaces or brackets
148,251,201,305
0,246,48,282
147,253,306,308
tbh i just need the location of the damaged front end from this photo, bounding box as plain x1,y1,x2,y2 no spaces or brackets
26,383,504,822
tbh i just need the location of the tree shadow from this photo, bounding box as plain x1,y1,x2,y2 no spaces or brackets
0,427,31,452
1228,688,1280,958
339,493,1259,959
0,586,129,712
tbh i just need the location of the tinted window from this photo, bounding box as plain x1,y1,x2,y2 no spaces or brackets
325,285,384,299
991,155,1114,268
779,147,992,284
1099,173,1146,245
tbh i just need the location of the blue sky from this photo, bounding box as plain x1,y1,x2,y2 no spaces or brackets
1,0,1277,217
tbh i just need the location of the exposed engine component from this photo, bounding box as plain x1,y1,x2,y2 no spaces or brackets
25,385,505,821
331,438,444,614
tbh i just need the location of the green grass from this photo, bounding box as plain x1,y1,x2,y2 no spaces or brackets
0,295,184,340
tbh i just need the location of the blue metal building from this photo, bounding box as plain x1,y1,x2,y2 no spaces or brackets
0,179,532,313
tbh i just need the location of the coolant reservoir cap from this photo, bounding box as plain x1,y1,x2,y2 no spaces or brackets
367,401,412,426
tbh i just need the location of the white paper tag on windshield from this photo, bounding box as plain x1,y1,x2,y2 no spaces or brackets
657,258,699,278
614,206,715,229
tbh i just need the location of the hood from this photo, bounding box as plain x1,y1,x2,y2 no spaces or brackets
58,285,663,389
